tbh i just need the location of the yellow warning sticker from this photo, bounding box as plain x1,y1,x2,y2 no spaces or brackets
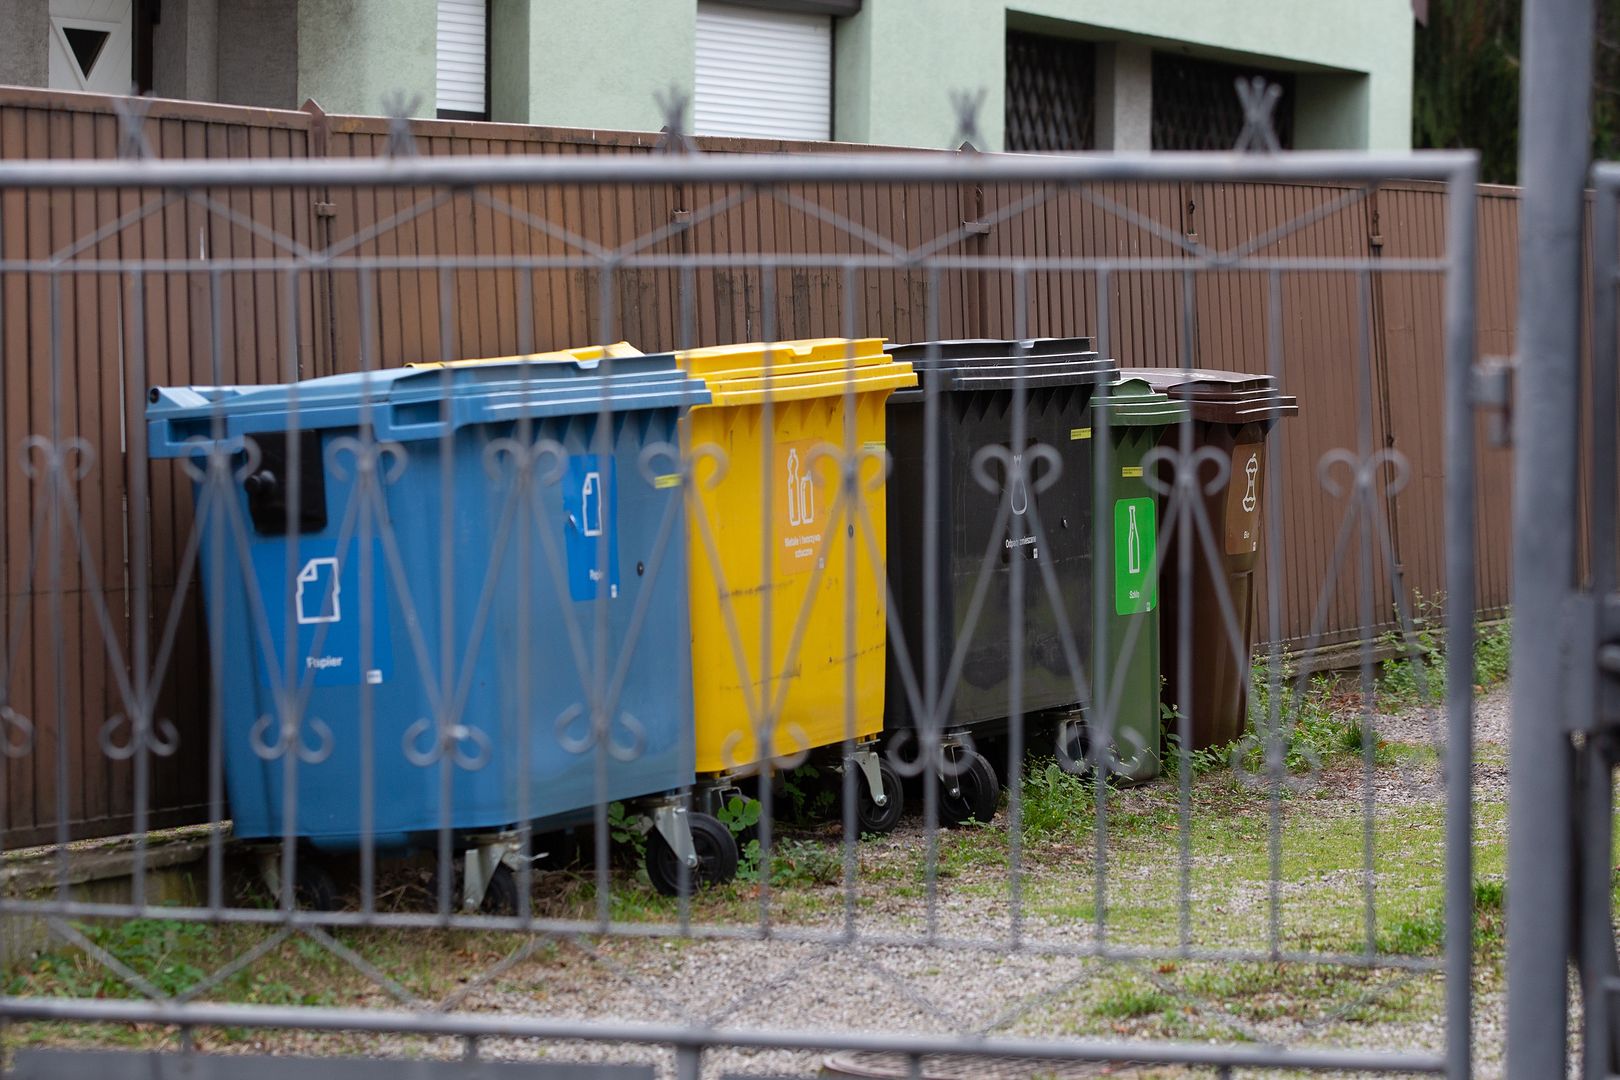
1121,466,1144,478
1069,427,1092,441
653,474,681,490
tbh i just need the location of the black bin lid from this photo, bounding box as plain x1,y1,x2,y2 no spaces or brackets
1121,367,1299,424
885,338,1118,394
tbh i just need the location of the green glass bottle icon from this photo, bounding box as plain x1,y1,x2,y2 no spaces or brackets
1126,503,1142,576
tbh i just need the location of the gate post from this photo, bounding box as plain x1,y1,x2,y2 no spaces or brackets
1508,0,1595,1074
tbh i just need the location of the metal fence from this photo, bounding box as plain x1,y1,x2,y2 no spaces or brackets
0,87,1485,1079
0,86,1515,851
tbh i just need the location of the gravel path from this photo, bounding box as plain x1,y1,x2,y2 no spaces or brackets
344,683,1516,1080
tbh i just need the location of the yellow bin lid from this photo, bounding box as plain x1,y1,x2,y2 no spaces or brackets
406,341,645,369
675,338,915,405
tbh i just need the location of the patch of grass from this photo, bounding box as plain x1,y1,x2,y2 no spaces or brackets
1020,760,1099,842
1091,981,1177,1020
1243,657,1392,774
1379,601,1513,708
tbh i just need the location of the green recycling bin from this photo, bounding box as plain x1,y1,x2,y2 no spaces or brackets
1084,379,1188,782
1123,368,1299,750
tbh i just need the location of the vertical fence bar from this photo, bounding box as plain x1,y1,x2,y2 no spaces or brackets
1443,157,1480,1080
1583,175,1620,1080
1508,0,1595,1072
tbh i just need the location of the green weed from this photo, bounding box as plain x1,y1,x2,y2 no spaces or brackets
1091,982,1177,1020
1020,760,1098,841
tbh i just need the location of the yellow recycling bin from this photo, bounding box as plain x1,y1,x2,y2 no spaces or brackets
676,338,916,834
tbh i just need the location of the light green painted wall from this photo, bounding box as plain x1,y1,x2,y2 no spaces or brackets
838,0,1413,150
521,0,697,132
297,0,437,117
836,0,1002,149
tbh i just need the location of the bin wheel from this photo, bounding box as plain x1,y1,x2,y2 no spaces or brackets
646,811,738,897
534,830,580,871
939,749,999,827
855,757,905,834
293,858,338,912
1057,720,1092,777
481,863,521,916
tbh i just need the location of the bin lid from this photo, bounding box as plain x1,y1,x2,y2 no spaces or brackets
145,352,709,458
1091,377,1190,428
405,341,645,369
676,337,917,406
1121,367,1300,424
884,338,1117,394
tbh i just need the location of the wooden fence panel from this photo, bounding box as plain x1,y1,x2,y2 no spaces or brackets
0,86,1522,844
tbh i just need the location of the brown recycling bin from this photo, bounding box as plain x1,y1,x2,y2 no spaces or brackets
1123,369,1299,750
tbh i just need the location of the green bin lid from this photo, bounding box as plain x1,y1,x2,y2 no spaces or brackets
1092,377,1190,427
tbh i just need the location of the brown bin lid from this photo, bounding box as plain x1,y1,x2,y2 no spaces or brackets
1120,367,1299,424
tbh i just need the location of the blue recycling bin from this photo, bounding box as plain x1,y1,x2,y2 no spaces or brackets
147,352,726,899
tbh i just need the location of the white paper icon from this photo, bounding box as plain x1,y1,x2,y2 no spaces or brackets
1241,453,1259,512
582,471,604,537
295,557,341,625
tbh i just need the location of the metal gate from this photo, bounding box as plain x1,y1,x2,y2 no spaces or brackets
0,87,1489,1079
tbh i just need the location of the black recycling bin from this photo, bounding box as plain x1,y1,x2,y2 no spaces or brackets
1124,368,1299,751
883,338,1118,823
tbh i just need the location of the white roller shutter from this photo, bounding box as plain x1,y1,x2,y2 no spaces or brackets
436,0,486,118
694,2,831,141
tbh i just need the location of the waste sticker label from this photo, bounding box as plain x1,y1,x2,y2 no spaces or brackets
564,454,619,602
1224,442,1264,555
1114,497,1157,616
775,437,825,577
1121,465,1143,478
1069,427,1091,441
252,539,392,688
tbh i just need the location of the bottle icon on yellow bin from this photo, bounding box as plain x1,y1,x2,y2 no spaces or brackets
1126,503,1142,576
786,448,814,527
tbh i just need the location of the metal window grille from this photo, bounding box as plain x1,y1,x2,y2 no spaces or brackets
1151,52,1295,151
1005,30,1096,152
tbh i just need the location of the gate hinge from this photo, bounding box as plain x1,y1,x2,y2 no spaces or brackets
313,201,338,219
1472,356,1515,447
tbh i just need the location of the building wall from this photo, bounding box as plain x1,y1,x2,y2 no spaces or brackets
297,0,436,117
215,0,298,108
151,0,219,102
836,0,1413,150
0,0,49,88
506,0,696,130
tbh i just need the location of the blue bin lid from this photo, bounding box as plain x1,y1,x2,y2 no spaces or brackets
145,353,710,458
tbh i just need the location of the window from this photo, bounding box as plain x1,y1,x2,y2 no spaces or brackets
436,0,488,121
693,1,832,141
1151,52,1294,151
47,0,133,94
1005,30,1096,152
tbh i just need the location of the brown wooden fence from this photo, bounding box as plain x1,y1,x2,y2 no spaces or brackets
0,86,1518,847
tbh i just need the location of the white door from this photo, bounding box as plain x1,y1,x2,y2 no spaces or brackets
694,1,832,141
48,0,133,94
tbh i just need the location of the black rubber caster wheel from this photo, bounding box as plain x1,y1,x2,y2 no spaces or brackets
855,756,905,834
480,863,521,916
645,811,739,897
293,857,338,911
938,749,999,826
